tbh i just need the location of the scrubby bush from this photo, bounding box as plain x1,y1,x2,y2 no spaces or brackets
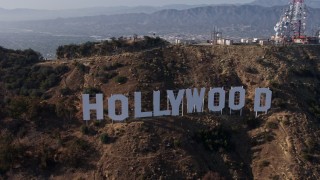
289,67,314,77
260,160,270,167
62,138,90,167
83,87,102,94
245,116,261,129
103,63,123,71
8,96,29,119
55,65,70,75
94,120,101,127
114,76,128,84
194,127,234,152
309,104,320,119
305,137,318,153
4,65,62,96
244,66,258,74
100,133,109,144
272,98,287,109
100,72,118,83
173,139,181,148
251,132,275,146
60,87,72,96
75,62,88,73
0,135,24,174
266,122,278,130
80,125,89,135
39,145,55,169
302,152,314,162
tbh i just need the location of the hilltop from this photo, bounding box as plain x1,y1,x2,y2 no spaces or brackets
1,41,320,179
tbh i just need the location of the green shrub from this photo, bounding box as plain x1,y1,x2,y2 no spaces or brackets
173,139,181,148
75,62,87,73
269,80,280,88
100,133,109,144
194,127,234,152
272,98,287,109
62,138,90,167
302,152,314,162
39,145,55,169
283,119,290,126
80,125,89,135
114,76,128,84
266,122,278,129
60,87,72,96
289,67,314,77
103,63,123,71
309,104,320,119
0,135,24,174
260,160,270,167
94,120,101,127
83,87,102,94
252,132,275,146
246,116,261,129
55,65,70,75
305,137,317,153
244,67,258,74
100,72,118,83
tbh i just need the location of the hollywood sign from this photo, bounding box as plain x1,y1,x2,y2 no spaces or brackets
82,87,272,121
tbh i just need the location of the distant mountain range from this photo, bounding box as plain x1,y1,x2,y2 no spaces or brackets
1,1,320,22
2,5,320,37
0,4,210,22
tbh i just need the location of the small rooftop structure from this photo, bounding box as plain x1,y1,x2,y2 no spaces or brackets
259,39,271,46
241,38,252,44
217,39,233,46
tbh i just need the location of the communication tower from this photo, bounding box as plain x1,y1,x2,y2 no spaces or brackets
274,0,307,44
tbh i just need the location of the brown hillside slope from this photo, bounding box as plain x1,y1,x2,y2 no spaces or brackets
1,45,320,179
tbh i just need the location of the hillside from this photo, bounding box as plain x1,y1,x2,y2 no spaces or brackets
1,43,320,179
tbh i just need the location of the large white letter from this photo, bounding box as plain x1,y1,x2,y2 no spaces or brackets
153,91,170,117
229,87,246,111
134,92,153,118
254,88,272,115
82,94,104,121
208,88,225,112
108,95,129,121
186,88,206,113
167,90,185,116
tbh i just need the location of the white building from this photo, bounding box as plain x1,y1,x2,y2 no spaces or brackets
225,39,233,45
259,40,271,46
253,38,260,43
217,39,225,45
217,39,233,45
241,38,252,44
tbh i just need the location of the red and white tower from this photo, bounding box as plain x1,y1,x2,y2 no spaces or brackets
274,0,307,44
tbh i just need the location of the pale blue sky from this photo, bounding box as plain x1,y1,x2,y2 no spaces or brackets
0,0,254,9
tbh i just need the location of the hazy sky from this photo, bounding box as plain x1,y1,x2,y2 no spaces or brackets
0,0,254,9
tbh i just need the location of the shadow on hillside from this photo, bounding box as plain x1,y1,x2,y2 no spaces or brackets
135,115,254,179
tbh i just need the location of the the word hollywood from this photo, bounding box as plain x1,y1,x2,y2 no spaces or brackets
82,87,272,121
